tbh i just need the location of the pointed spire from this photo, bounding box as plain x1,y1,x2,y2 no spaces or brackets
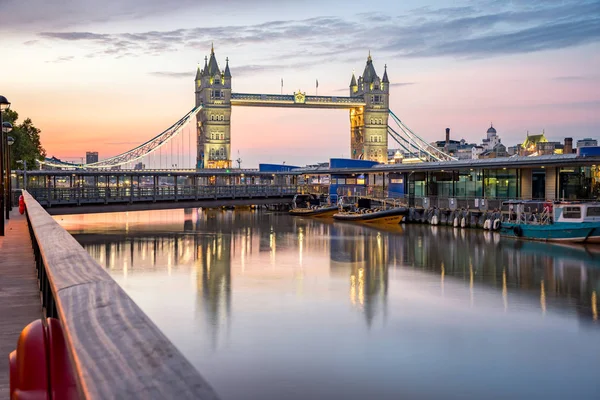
206,44,220,75
211,42,214,54
382,64,389,83
350,71,357,87
362,51,378,83
195,62,202,80
224,56,231,78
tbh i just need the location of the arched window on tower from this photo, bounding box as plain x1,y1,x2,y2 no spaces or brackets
219,115,224,121
210,148,215,159
220,147,225,158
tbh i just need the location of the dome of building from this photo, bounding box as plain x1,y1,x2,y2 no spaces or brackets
487,124,496,134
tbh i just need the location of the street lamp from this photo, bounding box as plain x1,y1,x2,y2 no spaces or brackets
0,94,11,236
6,133,15,219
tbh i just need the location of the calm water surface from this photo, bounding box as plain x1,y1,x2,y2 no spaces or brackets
57,209,600,400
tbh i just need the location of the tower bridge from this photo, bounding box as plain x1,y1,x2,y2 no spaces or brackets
195,45,392,168
40,45,455,171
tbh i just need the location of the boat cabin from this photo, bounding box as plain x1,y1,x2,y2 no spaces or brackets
554,203,600,223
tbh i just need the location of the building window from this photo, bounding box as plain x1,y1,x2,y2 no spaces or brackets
220,147,225,158
219,115,224,121
220,133,224,140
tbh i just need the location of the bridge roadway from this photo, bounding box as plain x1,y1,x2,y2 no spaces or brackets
26,185,301,215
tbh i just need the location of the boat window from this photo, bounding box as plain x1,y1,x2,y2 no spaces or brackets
586,207,600,217
563,206,581,219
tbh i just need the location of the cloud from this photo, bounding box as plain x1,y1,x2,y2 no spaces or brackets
30,0,600,63
0,0,314,30
552,75,595,81
46,56,75,63
149,71,191,79
150,61,316,80
390,82,416,87
39,32,111,41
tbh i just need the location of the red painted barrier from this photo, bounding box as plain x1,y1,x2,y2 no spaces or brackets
9,318,79,400
19,195,25,215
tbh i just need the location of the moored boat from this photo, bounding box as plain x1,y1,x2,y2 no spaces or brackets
289,193,339,218
289,205,340,218
500,202,600,243
333,206,407,224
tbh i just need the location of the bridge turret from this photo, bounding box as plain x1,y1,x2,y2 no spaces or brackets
349,72,358,95
349,53,390,163
195,45,232,169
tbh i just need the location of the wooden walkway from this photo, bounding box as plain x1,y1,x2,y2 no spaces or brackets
0,209,43,399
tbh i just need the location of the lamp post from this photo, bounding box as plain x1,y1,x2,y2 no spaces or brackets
5,133,15,219
0,94,11,236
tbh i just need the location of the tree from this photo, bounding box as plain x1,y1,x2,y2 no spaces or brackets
2,109,46,170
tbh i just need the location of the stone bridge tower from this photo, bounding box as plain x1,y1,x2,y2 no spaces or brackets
349,53,390,162
195,45,232,169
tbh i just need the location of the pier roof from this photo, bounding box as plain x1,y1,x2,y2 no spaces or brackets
294,154,600,175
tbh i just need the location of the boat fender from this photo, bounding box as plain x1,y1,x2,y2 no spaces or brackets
460,217,466,228
453,217,459,227
431,215,438,225
513,225,523,237
483,219,490,230
493,219,501,231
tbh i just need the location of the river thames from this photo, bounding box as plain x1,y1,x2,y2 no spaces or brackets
57,208,600,400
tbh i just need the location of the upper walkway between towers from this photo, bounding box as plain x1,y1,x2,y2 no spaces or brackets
230,92,366,108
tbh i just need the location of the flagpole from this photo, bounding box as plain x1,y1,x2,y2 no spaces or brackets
281,78,283,95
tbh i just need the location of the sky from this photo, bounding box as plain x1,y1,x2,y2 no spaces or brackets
1,0,599,167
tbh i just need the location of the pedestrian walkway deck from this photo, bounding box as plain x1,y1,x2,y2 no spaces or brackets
0,209,42,399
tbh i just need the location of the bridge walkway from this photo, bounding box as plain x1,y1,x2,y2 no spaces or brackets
0,209,43,399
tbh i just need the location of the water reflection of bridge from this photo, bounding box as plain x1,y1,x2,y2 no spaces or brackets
71,209,600,338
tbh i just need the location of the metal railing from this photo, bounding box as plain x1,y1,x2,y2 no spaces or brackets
26,185,301,207
334,186,553,211
23,191,219,399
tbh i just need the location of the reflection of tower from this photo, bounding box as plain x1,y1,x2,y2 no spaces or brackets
183,208,194,231
195,212,232,348
330,224,389,327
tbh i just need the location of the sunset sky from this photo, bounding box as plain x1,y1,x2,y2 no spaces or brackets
1,0,599,167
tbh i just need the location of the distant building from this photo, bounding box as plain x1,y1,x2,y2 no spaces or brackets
432,128,476,160
519,131,548,156
507,144,521,156
134,162,145,170
86,151,99,164
472,145,485,159
481,124,501,150
472,124,507,159
577,138,598,148
479,143,507,159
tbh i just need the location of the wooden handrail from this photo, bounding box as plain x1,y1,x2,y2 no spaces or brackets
22,190,219,399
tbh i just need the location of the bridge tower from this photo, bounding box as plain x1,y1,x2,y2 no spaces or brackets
349,53,389,163
195,45,232,169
